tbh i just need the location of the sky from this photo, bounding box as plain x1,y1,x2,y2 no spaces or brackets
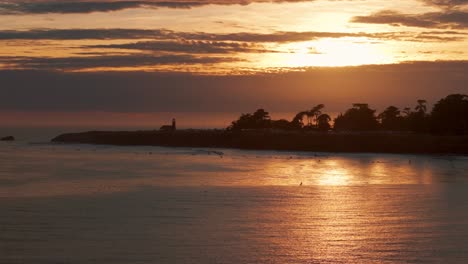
0,0,467,127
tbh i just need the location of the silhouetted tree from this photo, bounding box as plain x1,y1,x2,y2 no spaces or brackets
226,94,468,135
252,109,270,122
334,103,378,131
430,94,468,134
291,111,308,129
271,119,292,130
228,109,271,130
317,114,331,131
378,106,404,131
402,107,411,117
292,104,327,130
228,113,252,130
308,104,324,128
305,111,313,127
406,99,429,133
415,99,427,114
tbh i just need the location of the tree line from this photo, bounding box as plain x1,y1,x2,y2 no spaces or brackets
227,94,468,135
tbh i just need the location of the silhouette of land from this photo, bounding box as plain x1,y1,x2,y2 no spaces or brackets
52,130,468,155
52,94,468,154
1,136,15,141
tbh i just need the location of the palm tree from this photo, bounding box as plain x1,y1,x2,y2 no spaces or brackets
309,104,324,128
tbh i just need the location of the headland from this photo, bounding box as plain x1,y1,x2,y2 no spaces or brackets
51,130,468,155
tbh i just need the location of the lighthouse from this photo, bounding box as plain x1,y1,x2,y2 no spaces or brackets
160,118,177,132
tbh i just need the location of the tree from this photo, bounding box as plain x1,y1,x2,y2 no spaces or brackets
252,108,270,122
431,94,468,134
305,111,313,126
291,111,308,129
317,114,331,131
309,104,324,128
406,99,429,133
228,109,271,130
402,107,411,117
271,119,292,130
293,104,326,130
415,99,427,114
333,103,379,131
378,106,404,131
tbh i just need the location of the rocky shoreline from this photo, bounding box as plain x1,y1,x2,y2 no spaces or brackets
1,136,15,141
51,130,468,155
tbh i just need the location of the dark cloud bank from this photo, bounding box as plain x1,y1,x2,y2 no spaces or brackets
0,28,463,42
352,10,468,29
351,0,468,29
1,61,467,113
88,40,273,54
1,0,467,15
1,54,239,71
0,0,310,14
421,0,468,8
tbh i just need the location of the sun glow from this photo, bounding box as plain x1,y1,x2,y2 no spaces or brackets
284,38,393,67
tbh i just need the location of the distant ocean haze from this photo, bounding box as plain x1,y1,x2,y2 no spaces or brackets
0,111,338,130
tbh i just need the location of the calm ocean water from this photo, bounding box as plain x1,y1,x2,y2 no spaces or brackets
1,127,468,263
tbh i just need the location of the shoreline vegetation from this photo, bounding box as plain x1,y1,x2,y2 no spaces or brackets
52,94,468,154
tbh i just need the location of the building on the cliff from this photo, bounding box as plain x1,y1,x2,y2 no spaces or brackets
160,118,176,132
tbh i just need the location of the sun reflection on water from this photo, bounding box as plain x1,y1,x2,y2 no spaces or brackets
261,155,444,187
318,167,351,186
1,143,465,197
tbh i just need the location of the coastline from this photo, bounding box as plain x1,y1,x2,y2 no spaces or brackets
51,130,468,155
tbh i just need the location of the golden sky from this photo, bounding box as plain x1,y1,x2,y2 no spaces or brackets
1,0,467,72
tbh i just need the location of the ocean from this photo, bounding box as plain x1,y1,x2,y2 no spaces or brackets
1,127,468,263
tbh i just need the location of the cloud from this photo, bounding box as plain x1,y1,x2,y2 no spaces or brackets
88,40,276,54
0,28,464,42
0,29,359,42
420,0,468,8
366,30,466,41
0,0,310,14
0,1,160,14
352,10,468,29
0,0,466,15
179,31,363,42
1,54,240,70
0,29,173,40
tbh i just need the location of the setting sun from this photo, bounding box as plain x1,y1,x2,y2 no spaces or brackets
312,38,393,66
257,37,398,68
